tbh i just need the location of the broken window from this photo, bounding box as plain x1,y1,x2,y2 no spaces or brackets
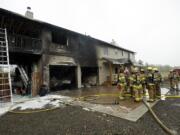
8,34,42,52
52,32,68,46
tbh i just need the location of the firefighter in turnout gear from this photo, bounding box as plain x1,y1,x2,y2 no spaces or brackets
168,70,174,90
117,70,127,100
153,68,162,98
173,70,179,91
140,68,146,95
132,68,143,102
128,71,135,97
146,67,156,102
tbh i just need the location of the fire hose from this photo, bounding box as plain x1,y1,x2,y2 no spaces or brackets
142,99,177,135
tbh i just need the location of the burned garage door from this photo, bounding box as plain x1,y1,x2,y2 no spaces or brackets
49,65,76,91
81,67,98,87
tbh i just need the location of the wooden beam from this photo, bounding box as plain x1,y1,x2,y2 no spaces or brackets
9,18,14,32
0,16,4,28
16,21,23,33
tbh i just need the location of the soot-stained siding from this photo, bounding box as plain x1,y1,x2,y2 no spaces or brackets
68,34,98,67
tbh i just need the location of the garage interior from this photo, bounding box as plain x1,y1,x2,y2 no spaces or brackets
49,65,76,91
81,67,98,87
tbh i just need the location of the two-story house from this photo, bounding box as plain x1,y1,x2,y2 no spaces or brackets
0,8,135,100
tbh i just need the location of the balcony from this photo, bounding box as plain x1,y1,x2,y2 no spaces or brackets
47,41,72,57
8,34,42,54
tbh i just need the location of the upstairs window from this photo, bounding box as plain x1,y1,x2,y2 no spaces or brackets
128,53,130,59
52,32,68,46
115,49,118,55
122,50,124,56
104,47,108,55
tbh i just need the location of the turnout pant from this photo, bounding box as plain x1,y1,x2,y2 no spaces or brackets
133,84,143,102
147,83,155,101
118,83,126,99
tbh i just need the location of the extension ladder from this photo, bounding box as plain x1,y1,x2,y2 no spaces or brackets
17,65,29,89
0,28,13,106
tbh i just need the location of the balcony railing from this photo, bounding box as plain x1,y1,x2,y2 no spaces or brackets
8,34,42,54
49,42,72,56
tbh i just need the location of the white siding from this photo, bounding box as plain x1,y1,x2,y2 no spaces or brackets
96,45,133,59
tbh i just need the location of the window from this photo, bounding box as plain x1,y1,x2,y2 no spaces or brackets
115,49,118,55
122,50,124,56
104,47,108,55
52,32,67,46
115,67,118,74
128,53,130,59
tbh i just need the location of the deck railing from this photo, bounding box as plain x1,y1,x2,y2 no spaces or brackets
8,34,42,54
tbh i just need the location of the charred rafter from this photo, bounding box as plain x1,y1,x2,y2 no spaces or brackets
0,16,5,28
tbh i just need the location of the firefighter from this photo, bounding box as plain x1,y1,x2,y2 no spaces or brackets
140,68,146,95
173,70,179,91
168,70,174,90
117,70,126,100
124,67,130,93
128,68,136,97
153,68,162,98
132,68,143,102
146,67,155,102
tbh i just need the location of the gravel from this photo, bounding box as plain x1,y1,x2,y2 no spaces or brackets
0,98,179,135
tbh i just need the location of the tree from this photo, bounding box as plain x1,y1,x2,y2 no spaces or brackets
110,39,118,46
138,59,143,66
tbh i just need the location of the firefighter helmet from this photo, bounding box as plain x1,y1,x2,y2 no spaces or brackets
153,67,158,71
147,67,152,70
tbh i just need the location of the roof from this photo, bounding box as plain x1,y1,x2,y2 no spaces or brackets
102,57,143,66
102,57,133,65
0,8,135,53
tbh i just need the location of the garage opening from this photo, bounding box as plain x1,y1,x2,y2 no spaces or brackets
81,67,98,87
9,53,41,97
49,65,76,91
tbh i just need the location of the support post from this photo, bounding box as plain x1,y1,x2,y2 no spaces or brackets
76,64,82,88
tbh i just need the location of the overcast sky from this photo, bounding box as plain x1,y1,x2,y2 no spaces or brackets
0,0,180,66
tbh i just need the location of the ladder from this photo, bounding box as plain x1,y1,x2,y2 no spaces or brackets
17,65,29,88
0,28,13,106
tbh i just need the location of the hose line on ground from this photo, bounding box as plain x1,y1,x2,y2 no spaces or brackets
142,99,177,135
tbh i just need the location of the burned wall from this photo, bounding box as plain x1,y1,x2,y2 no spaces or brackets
68,34,98,67
40,28,52,86
0,8,42,38
47,26,99,67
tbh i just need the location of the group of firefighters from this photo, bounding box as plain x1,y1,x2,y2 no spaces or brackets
117,66,162,102
117,66,180,102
